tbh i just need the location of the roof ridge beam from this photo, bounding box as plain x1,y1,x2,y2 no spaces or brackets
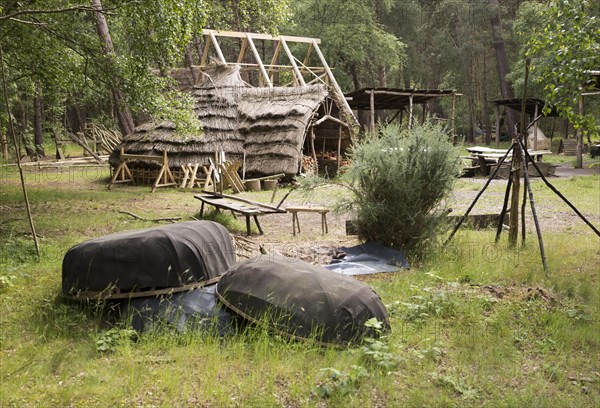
202,29,320,44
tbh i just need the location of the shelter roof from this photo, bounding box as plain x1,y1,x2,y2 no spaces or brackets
491,98,559,117
345,88,457,110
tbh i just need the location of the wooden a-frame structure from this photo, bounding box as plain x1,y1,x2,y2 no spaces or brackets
195,29,357,128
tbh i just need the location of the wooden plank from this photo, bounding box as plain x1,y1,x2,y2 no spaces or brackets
198,191,287,213
286,206,329,213
202,29,321,44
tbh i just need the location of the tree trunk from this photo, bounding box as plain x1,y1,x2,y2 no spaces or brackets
482,56,492,145
489,0,517,136
91,0,135,136
184,44,197,84
33,82,44,157
466,61,475,143
0,131,7,159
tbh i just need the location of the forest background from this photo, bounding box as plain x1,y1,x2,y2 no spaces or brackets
0,0,599,159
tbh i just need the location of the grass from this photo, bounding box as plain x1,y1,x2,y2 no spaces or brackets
1,164,599,407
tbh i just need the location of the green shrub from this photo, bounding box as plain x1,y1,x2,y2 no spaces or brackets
342,122,462,259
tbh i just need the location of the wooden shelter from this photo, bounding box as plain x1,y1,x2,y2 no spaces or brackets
345,88,460,137
115,30,356,178
491,98,559,149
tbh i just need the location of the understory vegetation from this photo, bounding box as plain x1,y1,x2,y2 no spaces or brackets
1,167,599,407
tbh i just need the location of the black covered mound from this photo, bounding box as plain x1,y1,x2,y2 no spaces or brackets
216,254,389,345
62,221,235,297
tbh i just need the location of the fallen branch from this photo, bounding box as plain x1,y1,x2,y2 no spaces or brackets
118,210,181,223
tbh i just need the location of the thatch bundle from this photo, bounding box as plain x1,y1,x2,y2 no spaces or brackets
118,64,335,175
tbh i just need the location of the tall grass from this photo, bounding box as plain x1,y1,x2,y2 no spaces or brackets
0,164,598,407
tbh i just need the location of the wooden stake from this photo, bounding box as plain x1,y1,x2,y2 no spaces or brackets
524,149,600,237
517,138,548,276
495,170,513,242
370,89,375,136
0,46,40,258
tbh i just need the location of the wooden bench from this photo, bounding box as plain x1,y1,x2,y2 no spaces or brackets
285,206,330,236
195,192,286,236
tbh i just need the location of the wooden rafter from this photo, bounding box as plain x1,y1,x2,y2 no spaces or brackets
197,29,358,126
312,40,357,126
209,30,226,64
246,33,272,88
280,37,306,86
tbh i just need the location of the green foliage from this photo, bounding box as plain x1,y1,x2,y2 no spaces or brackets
95,327,138,353
360,318,401,373
397,290,457,323
342,122,462,259
527,0,600,138
431,371,479,400
290,0,406,89
314,365,369,398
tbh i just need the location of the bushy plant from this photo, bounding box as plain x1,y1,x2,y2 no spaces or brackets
341,122,462,259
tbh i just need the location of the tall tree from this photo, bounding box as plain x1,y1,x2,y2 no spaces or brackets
91,0,134,135
527,0,600,167
489,0,517,136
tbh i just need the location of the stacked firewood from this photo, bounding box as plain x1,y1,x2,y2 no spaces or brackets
302,156,317,175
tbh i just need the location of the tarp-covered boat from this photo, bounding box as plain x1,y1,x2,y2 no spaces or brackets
216,254,389,346
62,221,235,298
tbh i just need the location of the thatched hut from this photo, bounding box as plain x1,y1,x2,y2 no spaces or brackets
115,63,352,177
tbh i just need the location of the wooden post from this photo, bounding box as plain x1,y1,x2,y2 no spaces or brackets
337,126,342,173
421,103,426,124
576,94,584,168
310,125,318,174
370,89,375,136
408,94,414,129
509,58,530,247
533,102,539,151
451,93,457,142
495,105,501,148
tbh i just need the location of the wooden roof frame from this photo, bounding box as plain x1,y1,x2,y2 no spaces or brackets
194,29,357,125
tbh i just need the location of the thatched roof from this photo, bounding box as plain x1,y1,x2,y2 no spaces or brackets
239,86,328,175
119,64,337,175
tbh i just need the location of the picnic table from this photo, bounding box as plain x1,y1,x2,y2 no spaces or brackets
463,146,553,176
194,191,286,236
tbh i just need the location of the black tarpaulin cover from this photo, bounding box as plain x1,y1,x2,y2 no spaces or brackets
62,221,235,296
216,254,389,345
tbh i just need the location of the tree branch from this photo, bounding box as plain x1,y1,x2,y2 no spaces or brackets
0,5,96,21
7,17,48,26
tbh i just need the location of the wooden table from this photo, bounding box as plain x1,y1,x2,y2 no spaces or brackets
194,192,286,236
285,206,330,236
